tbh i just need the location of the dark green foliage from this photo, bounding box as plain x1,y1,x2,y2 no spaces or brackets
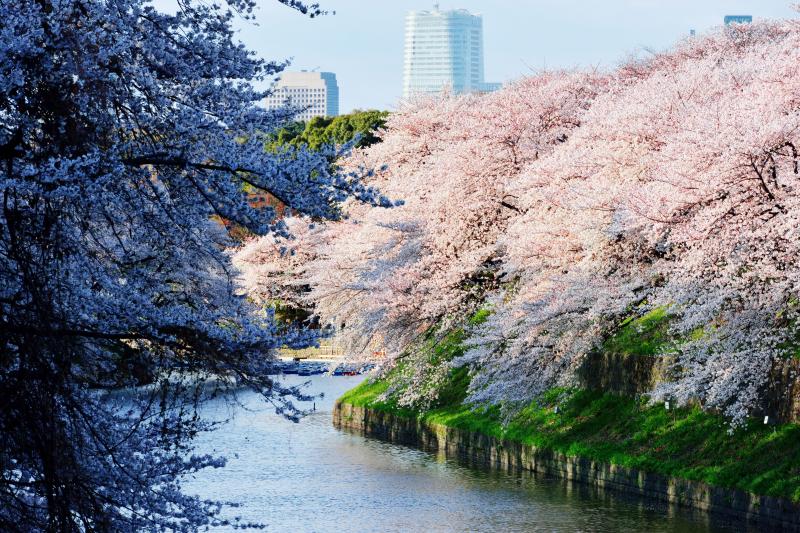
272,300,314,326
268,110,388,151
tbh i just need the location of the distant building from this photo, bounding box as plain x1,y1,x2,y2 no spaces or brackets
402,7,500,99
479,82,503,93
724,15,752,25
265,71,339,121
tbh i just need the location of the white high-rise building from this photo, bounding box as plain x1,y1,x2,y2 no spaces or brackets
265,71,339,122
403,7,500,99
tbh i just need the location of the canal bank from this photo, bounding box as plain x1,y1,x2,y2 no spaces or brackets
182,375,722,532
331,308,800,530
333,399,800,530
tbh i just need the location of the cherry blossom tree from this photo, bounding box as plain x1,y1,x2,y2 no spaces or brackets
463,19,800,423
612,21,800,423
0,0,389,530
302,74,603,364
238,17,800,425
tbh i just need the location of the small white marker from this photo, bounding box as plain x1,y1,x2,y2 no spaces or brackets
665,401,670,411
764,415,769,425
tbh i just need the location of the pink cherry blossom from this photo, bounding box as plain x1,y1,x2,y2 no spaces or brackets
237,18,800,422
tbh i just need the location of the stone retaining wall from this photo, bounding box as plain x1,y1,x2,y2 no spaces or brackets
578,351,800,423
577,351,676,397
334,401,800,530
766,358,800,423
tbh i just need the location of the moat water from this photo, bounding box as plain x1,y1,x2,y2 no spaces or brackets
183,375,748,532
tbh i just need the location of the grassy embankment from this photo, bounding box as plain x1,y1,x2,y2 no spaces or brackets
339,309,800,501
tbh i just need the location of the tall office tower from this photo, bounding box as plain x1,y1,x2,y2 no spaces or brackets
264,71,339,122
724,15,752,25
402,7,500,99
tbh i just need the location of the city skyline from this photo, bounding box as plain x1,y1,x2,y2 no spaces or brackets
151,1,797,113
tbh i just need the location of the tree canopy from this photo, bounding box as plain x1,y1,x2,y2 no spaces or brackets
269,110,389,151
238,20,800,426
0,0,389,530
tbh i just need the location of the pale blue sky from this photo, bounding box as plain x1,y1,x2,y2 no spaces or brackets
152,1,797,113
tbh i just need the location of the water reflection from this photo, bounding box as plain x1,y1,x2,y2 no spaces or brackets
183,375,746,532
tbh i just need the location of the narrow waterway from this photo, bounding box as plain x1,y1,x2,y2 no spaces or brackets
183,375,745,532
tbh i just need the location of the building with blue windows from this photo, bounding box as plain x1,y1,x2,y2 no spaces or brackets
402,7,500,99
724,15,752,25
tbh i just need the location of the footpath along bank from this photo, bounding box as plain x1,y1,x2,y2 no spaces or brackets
333,312,800,530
